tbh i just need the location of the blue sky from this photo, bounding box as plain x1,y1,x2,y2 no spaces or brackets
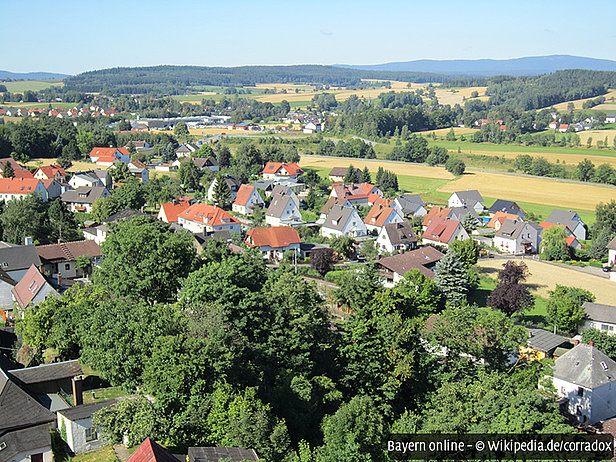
4,0,615,75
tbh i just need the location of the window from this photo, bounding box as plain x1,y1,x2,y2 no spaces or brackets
85,427,98,442
577,387,584,397
65,263,70,271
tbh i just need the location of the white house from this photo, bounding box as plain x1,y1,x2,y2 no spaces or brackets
262,162,303,180
57,399,119,453
68,172,104,189
494,219,542,254
551,342,616,424
580,302,616,335
177,203,241,234
0,178,49,202
207,176,240,202
543,209,587,241
448,190,484,212
303,122,322,134
246,226,301,261
61,186,110,213
88,147,130,164
364,203,404,233
376,220,417,253
421,217,470,248
321,205,367,238
232,184,264,215
265,193,302,226
393,194,427,218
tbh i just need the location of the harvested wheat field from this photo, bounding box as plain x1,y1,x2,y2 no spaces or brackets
438,170,616,210
27,158,98,173
299,155,455,179
549,89,616,111
477,258,616,305
436,86,488,106
455,147,616,168
415,127,477,136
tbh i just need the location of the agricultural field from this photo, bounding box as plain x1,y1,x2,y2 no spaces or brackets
26,158,97,173
477,258,616,305
435,86,488,106
1,79,63,93
549,89,616,111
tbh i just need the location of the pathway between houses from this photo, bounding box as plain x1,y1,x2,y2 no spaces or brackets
113,445,130,462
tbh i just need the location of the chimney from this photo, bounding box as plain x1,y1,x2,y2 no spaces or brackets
72,376,83,406
57,272,63,288
574,339,579,346
590,341,595,347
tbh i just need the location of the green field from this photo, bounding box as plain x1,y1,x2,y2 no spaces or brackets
1,79,63,93
482,198,596,226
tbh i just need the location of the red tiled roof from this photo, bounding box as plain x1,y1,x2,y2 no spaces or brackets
539,221,574,236
36,165,66,178
129,160,147,169
233,184,256,207
178,203,239,227
487,211,519,229
246,226,301,248
422,217,461,244
0,177,41,194
364,204,397,228
11,265,49,309
127,438,179,462
566,236,578,247
262,162,303,176
422,206,451,227
96,156,118,163
158,200,191,223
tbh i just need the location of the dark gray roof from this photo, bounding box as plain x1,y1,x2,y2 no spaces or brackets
0,369,55,432
103,208,146,223
188,447,259,462
58,398,119,421
0,423,52,462
251,180,275,191
554,343,616,388
448,206,480,222
452,190,483,205
488,199,525,216
322,205,358,232
394,194,425,214
382,221,417,246
545,209,585,229
266,194,294,218
271,184,294,197
378,246,444,278
8,359,82,385
0,245,41,272
495,219,540,239
583,302,616,324
527,328,568,353
61,186,108,204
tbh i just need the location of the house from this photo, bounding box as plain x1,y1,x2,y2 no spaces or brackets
270,185,300,208
364,203,404,232
487,200,525,218
265,194,302,226
376,220,417,253
157,200,192,223
608,236,616,268
178,203,241,234
580,302,616,335
61,186,110,213
606,113,616,124
539,222,583,250
88,147,130,163
487,211,520,231
232,184,264,215
377,246,445,287
175,143,199,158
422,206,451,230
252,180,276,197
551,342,616,424
320,197,352,219
68,172,104,189
447,190,484,212
543,209,587,240
448,206,480,224
328,167,361,182
40,179,63,200
127,438,181,462
36,240,102,279
0,178,49,202
192,156,219,172
207,176,240,202
421,217,470,248
188,447,259,462
33,164,67,180
0,244,42,282
303,121,322,134
128,160,149,184
124,140,150,151
0,158,33,179
321,205,367,238
57,399,120,453
392,194,427,218
519,328,570,361
262,162,303,180
0,368,55,462
330,182,383,206
246,226,301,260
494,219,542,254
7,359,83,396
558,124,569,132
0,269,16,311
11,265,59,310
82,209,146,245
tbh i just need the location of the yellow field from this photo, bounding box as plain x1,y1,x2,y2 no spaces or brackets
594,103,616,112
436,86,488,106
27,158,102,173
550,89,616,111
439,170,616,211
575,129,616,146
299,155,455,179
415,127,477,136
477,258,616,304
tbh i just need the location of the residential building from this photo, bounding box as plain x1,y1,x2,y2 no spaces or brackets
321,205,367,238
448,206,480,224
88,147,130,163
421,217,469,248
330,182,382,206
551,342,616,424
0,269,16,311
246,226,301,260
422,206,451,230
61,186,110,213
207,176,240,202
191,156,219,172
328,167,361,182
12,265,59,310
0,244,42,282
519,328,570,361
188,447,259,462
0,158,34,179
494,219,542,254
157,200,192,223
376,220,417,253
392,194,427,217
265,193,302,226
41,179,62,200
128,160,149,184
0,178,48,202
320,197,352,219
543,209,587,240
271,184,300,208
364,203,404,233
448,190,484,212
487,199,525,218
487,212,520,230
68,172,104,189
57,399,120,453
232,184,265,215
33,164,67,180
608,236,616,267
377,246,444,287
175,142,199,158
127,438,181,462
581,302,616,335
36,240,102,279
178,203,241,234
262,162,303,180
82,209,146,245
303,121,322,134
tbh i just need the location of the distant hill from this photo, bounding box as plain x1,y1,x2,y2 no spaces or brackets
0,70,69,80
336,55,616,76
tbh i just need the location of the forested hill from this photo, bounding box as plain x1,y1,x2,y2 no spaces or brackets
62,65,447,94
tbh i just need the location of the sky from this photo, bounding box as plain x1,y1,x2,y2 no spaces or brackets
3,0,616,75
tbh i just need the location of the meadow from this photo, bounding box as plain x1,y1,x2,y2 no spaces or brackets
1,79,63,93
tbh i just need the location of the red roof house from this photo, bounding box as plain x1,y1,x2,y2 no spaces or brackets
177,203,241,234
422,217,469,247
157,200,192,223
262,162,303,179
127,438,179,462
246,226,301,260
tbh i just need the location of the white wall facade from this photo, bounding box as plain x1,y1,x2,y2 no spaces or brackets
58,414,105,453
552,377,616,424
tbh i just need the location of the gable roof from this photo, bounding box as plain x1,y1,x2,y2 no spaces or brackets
320,196,351,216
11,265,57,309
487,211,520,229
246,226,301,248
36,240,101,264
0,423,53,462
266,194,295,218
394,194,425,214
377,246,444,278
8,359,82,385
364,204,399,228
554,343,616,388
233,184,258,207
495,219,540,240
452,190,483,205
158,201,192,223
192,157,218,169
0,158,31,179
127,438,181,462
104,208,146,223
58,398,119,421
545,209,584,229
582,301,616,324
448,206,480,222
527,328,568,353
0,177,42,195
381,221,417,246
188,447,259,462
61,186,108,204
422,217,462,244
0,245,41,272
0,368,55,432
329,166,360,177
179,203,239,227
322,205,358,232
488,199,525,216
607,236,616,250
35,165,67,179
422,206,451,227
262,162,303,176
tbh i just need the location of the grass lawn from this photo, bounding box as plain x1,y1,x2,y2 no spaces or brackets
2,79,63,93
69,445,118,462
82,386,130,405
518,295,551,329
468,274,497,307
